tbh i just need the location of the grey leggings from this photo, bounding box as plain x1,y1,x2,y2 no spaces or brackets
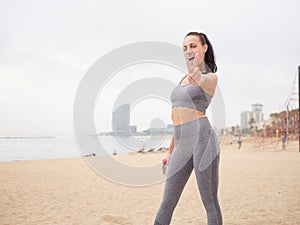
154,117,222,225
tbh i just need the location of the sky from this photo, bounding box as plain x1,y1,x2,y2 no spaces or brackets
0,0,299,136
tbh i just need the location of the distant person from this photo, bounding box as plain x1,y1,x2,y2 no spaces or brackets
229,138,232,145
282,134,287,150
238,136,242,149
112,149,117,155
154,32,222,225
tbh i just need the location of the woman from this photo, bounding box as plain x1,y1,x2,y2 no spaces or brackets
154,32,223,225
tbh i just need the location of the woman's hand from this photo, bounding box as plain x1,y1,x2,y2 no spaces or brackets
184,53,202,73
184,53,202,85
163,151,172,165
188,66,201,83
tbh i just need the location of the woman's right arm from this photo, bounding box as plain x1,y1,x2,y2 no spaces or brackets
164,133,174,164
168,133,174,154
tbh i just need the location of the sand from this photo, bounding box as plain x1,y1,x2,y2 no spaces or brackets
0,138,300,225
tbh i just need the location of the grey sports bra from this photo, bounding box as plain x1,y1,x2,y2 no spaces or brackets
170,75,213,113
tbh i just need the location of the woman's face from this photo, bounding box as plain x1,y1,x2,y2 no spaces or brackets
183,35,208,66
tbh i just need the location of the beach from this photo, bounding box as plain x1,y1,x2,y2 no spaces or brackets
1,138,300,225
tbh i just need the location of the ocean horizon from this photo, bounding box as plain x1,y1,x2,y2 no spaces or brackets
0,135,171,162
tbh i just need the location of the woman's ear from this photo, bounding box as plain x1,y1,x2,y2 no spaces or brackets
204,44,208,53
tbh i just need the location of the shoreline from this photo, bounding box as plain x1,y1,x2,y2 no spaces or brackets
1,137,298,163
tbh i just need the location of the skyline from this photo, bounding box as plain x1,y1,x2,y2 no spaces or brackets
0,0,299,136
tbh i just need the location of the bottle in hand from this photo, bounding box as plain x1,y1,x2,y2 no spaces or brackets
162,158,168,175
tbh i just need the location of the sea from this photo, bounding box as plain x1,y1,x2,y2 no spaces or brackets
0,135,171,162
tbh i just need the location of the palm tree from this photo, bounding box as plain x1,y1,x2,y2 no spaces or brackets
249,118,256,132
231,126,235,134
235,124,240,134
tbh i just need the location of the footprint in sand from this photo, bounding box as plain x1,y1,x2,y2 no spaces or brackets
101,215,132,225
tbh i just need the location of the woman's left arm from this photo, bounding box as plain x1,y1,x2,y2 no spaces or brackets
204,73,218,87
188,72,218,97
201,73,218,96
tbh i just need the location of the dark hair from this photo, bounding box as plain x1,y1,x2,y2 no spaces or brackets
185,32,217,73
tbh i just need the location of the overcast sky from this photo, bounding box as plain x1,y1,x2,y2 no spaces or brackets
0,0,299,136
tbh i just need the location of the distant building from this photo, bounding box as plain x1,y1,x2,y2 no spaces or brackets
111,103,174,136
111,104,139,135
128,125,137,134
251,104,264,128
112,104,130,134
241,111,252,131
142,124,174,135
240,103,264,131
265,109,299,138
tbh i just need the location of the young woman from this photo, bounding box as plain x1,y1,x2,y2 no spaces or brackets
154,32,223,225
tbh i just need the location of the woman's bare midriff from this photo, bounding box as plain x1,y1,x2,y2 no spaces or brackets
172,107,206,126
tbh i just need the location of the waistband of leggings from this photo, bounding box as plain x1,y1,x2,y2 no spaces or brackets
173,116,210,130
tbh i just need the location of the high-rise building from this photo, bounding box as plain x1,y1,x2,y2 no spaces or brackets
251,103,264,128
241,111,252,130
112,103,130,133
240,103,264,131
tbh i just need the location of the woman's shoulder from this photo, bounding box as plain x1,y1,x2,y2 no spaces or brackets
206,71,218,78
202,72,218,84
